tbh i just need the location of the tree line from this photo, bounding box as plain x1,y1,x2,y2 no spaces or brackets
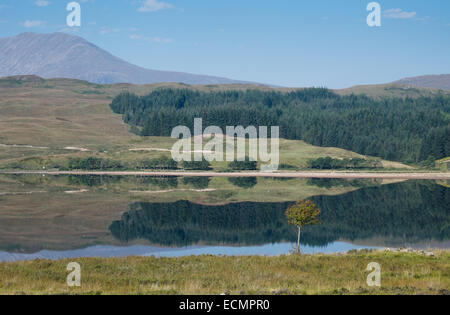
110,88,450,163
307,157,382,170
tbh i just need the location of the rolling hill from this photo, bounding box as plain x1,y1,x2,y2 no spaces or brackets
0,75,411,171
394,74,450,90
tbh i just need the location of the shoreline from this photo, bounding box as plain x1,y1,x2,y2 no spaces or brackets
1,170,450,180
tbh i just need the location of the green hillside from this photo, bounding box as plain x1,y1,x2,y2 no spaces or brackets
0,75,414,171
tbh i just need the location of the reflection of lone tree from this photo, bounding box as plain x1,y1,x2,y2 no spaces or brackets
285,200,321,254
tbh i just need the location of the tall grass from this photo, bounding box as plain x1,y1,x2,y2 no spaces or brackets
0,251,448,295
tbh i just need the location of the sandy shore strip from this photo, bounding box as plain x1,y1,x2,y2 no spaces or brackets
2,170,450,180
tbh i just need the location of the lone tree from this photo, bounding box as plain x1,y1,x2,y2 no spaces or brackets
285,200,321,254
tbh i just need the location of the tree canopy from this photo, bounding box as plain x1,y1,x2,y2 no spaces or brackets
110,88,450,164
285,200,321,228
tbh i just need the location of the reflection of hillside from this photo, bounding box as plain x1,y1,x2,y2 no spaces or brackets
0,174,375,252
307,180,450,246
436,180,450,188
1,174,447,252
110,201,294,246
110,181,449,247
1,174,376,205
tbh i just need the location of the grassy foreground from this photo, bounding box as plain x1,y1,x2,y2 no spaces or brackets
0,251,448,295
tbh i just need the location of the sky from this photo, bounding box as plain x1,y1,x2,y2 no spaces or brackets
0,0,449,88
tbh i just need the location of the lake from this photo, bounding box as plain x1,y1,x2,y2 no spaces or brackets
0,175,448,262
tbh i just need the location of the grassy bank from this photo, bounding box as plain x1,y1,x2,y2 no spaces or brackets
0,250,448,295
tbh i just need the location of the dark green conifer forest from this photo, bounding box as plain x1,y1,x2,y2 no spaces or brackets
110,88,450,163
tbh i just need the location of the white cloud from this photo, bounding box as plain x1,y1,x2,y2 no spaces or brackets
138,0,173,12
384,8,417,19
22,20,45,27
153,36,172,43
35,0,51,6
99,27,121,35
58,27,80,33
415,16,430,22
130,34,173,43
130,34,142,40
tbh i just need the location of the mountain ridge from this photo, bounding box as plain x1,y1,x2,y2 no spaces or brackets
0,32,449,90
394,74,450,90
1,74,449,100
0,32,250,85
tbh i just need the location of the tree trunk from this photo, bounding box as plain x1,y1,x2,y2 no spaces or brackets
297,226,301,254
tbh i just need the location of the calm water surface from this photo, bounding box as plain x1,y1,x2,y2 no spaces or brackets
0,175,448,261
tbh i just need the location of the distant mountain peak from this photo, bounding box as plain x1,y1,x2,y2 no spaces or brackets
0,32,248,85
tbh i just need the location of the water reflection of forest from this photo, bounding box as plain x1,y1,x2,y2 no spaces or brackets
110,180,450,247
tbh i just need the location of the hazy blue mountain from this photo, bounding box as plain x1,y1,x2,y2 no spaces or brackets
0,32,248,85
